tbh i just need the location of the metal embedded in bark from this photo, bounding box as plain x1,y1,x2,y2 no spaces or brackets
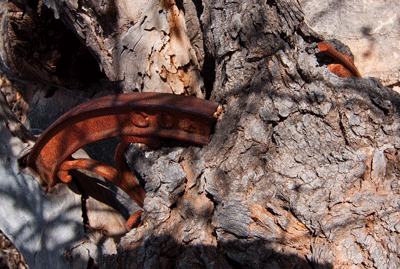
26,92,218,226
318,41,362,78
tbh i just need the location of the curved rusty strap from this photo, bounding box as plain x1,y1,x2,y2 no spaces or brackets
318,41,362,78
26,92,219,208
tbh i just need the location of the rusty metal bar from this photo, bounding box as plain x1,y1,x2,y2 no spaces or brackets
26,93,218,214
59,158,146,207
318,41,362,78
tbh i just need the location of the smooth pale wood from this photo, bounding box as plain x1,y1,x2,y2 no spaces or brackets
0,122,86,268
0,91,130,268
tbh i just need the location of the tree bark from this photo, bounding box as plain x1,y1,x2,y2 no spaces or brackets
0,0,400,268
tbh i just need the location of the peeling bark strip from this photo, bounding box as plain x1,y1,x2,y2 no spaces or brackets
114,0,205,96
0,0,205,96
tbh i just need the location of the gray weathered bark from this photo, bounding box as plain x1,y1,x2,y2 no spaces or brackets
0,0,400,268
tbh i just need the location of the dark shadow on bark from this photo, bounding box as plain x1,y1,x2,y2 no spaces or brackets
0,174,84,268
360,26,376,59
2,1,105,87
104,233,333,269
306,0,345,26
68,169,138,221
202,43,216,99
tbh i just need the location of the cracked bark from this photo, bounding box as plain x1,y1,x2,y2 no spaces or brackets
0,0,400,268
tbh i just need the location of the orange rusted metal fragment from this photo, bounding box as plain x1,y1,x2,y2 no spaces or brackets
26,93,219,215
318,41,362,78
326,63,356,78
126,210,144,230
59,158,146,208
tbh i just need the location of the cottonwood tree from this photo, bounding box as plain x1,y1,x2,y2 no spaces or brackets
0,0,399,268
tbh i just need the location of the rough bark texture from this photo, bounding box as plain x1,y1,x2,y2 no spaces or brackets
0,0,400,269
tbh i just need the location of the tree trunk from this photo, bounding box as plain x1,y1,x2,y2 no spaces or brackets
0,0,400,268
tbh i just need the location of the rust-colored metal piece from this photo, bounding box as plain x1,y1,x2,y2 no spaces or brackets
126,210,144,230
318,41,362,78
26,92,218,226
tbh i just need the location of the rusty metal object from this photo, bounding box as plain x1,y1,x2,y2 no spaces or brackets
126,210,144,230
26,92,218,226
318,41,362,78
